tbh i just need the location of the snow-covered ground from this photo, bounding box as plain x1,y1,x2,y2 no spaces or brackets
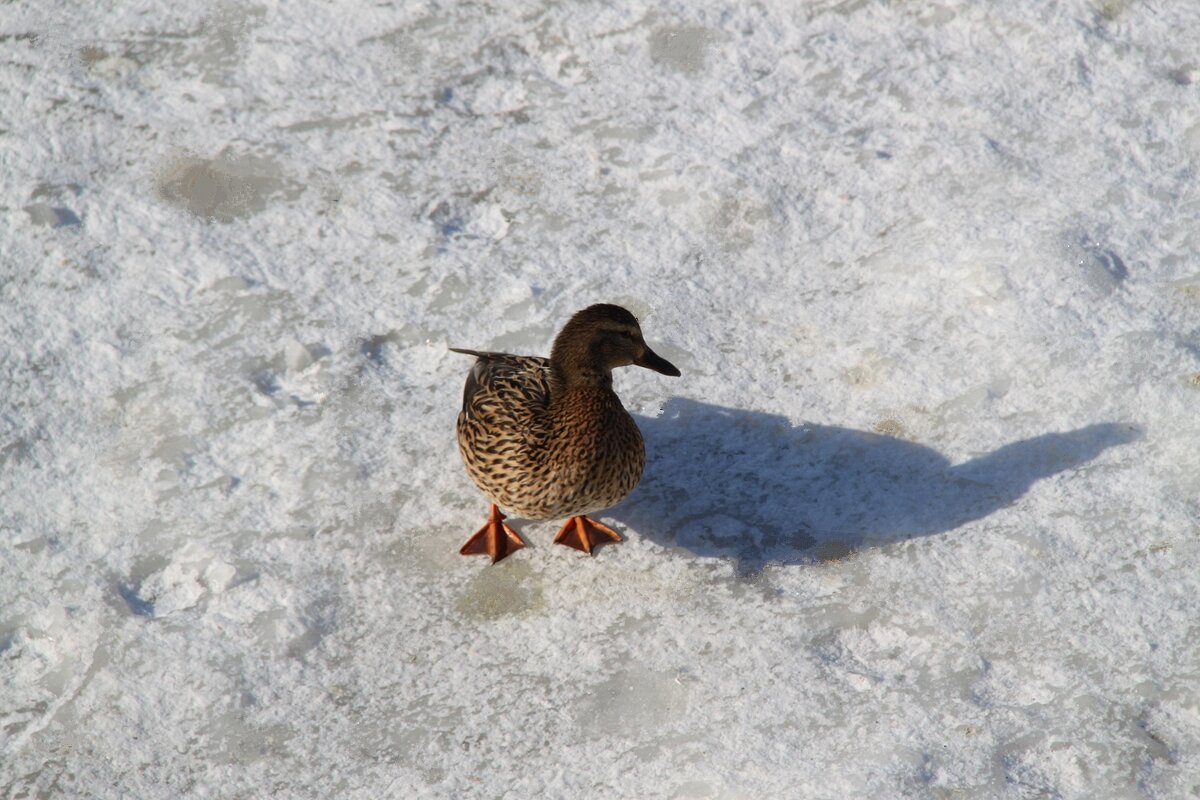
3,0,1199,797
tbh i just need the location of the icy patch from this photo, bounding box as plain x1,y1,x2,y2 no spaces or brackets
23,203,80,227
577,667,689,738
88,4,267,86
454,560,545,621
649,27,715,74
1063,230,1129,295
158,153,302,221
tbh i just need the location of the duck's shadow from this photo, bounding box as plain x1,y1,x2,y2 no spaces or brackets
609,398,1139,574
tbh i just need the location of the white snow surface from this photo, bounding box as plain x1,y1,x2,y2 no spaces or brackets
2,0,1200,797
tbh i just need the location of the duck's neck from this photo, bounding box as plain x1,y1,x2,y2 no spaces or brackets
550,335,608,386
549,361,613,397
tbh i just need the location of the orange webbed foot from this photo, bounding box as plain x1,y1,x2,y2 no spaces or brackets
553,516,623,556
460,504,526,563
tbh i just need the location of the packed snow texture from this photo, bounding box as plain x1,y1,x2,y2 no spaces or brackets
3,0,1200,797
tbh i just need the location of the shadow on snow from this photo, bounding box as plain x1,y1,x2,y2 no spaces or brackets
609,397,1139,574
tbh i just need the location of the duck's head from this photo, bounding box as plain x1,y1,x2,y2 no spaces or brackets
550,304,681,384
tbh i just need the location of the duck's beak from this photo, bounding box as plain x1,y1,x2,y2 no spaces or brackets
635,346,681,377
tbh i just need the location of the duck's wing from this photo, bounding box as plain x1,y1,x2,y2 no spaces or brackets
449,348,551,421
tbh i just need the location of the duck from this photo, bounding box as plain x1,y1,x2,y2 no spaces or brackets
451,304,681,563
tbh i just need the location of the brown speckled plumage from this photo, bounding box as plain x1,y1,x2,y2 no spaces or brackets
451,304,680,561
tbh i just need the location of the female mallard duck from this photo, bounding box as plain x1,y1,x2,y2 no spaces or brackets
451,304,680,562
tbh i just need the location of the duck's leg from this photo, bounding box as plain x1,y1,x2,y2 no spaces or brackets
460,504,526,563
553,516,623,555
